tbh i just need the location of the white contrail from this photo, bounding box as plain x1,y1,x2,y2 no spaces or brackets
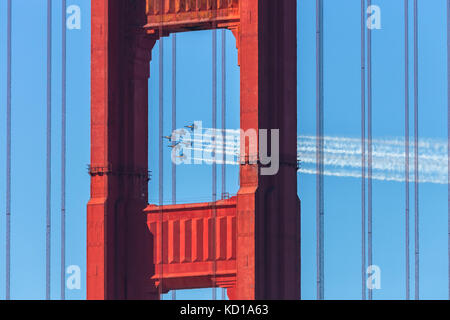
297,135,447,184
298,168,445,185
170,130,448,184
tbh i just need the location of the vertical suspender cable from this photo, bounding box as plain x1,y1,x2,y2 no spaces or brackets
221,28,227,301
158,0,164,300
367,0,373,301
361,0,366,301
210,2,219,301
5,0,12,301
414,0,420,300
315,0,324,300
212,28,218,301
171,34,176,213
171,34,177,301
46,0,52,301
61,0,67,300
405,0,410,301
447,0,450,302
221,30,226,201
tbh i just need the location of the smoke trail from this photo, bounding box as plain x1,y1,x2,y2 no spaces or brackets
173,130,448,184
297,135,447,184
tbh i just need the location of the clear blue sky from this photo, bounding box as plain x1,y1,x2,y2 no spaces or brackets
0,0,449,300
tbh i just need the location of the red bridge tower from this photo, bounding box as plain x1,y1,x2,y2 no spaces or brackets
88,0,300,300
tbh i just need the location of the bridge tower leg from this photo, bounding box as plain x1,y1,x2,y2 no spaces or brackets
231,0,300,300
88,0,157,300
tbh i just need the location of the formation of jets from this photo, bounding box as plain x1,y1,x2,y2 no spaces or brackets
163,123,302,167
161,123,197,159
184,123,197,131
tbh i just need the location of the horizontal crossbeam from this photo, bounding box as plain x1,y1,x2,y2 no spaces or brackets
144,0,239,34
145,197,237,292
